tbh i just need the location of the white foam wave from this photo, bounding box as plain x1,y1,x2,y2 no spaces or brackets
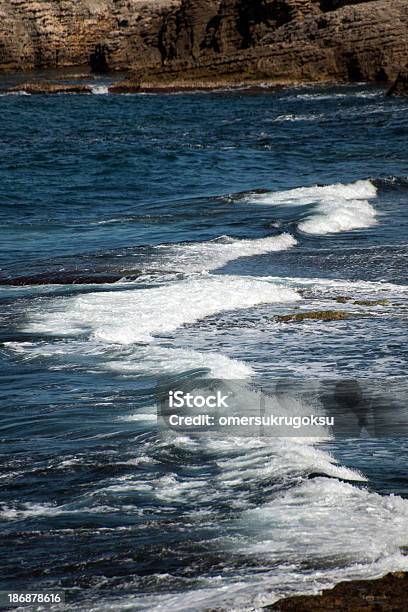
86,431,406,612
5,339,254,379
262,275,408,295
299,199,377,234
238,478,408,571
0,90,30,97
250,180,378,235
91,85,109,95
286,91,381,101
273,113,323,122
0,502,139,520
252,180,377,205
0,503,62,520
118,413,158,422
152,232,297,274
107,346,254,378
25,275,300,344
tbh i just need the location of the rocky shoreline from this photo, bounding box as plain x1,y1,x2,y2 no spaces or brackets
268,571,408,611
1,75,295,95
3,73,407,96
1,1,408,89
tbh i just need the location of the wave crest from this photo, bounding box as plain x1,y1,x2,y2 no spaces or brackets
249,179,378,235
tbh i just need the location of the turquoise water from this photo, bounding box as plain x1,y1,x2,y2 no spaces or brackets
0,82,408,610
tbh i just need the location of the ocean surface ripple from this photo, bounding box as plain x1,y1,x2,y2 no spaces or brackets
0,82,408,611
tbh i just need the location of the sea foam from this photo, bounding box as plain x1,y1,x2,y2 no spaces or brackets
91,85,109,95
250,179,378,235
238,477,408,575
107,346,254,379
150,232,297,274
25,275,300,344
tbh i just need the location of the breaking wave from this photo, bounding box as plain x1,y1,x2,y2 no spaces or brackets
25,275,300,344
249,179,378,234
148,232,297,274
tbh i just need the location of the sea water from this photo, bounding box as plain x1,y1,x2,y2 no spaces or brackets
0,82,408,610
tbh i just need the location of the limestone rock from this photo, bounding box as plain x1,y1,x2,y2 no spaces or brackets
7,82,92,94
335,296,389,305
108,78,141,93
0,0,408,88
143,0,408,86
0,0,181,73
386,67,408,96
277,310,350,322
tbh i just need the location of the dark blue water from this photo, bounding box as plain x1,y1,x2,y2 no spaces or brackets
1,82,408,610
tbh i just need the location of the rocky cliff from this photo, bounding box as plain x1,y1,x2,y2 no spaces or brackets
0,0,180,72
148,0,408,86
0,0,407,86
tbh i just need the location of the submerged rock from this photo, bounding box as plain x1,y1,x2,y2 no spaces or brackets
0,272,133,286
353,298,389,306
7,82,92,95
277,310,350,322
0,268,175,286
386,68,408,96
335,296,389,306
268,571,408,611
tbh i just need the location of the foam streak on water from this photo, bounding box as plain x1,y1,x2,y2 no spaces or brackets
250,180,378,234
25,275,300,343
154,232,297,273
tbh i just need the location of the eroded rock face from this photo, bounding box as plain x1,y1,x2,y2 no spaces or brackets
0,0,115,71
0,0,180,72
101,0,182,71
387,67,408,96
7,82,92,94
108,78,141,93
145,0,408,85
158,0,320,65
0,0,407,85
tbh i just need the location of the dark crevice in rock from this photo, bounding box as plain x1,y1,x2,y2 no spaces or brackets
236,0,292,49
90,44,109,74
320,0,373,11
346,54,363,82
